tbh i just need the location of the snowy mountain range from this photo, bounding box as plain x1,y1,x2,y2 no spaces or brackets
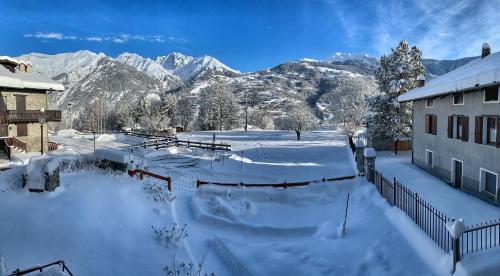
15,50,477,126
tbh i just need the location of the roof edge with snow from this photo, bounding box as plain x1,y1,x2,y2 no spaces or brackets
399,51,500,102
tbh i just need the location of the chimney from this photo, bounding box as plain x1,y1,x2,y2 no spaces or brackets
416,74,425,87
482,43,491,59
26,61,32,73
19,61,26,72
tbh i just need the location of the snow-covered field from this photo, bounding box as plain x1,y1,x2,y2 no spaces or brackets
1,128,496,275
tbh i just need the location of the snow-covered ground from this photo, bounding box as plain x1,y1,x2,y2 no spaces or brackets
376,151,500,225
1,129,497,275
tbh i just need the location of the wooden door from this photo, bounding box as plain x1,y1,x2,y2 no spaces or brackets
17,123,28,136
15,95,26,111
454,160,462,188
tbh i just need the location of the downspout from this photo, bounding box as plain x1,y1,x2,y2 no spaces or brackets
411,101,414,164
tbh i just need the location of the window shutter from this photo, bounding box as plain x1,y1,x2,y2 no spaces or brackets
432,115,437,135
425,115,429,134
462,116,469,142
475,116,483,144
448,116,453,138
497,116,500,148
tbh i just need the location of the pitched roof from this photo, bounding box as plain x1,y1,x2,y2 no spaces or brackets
399,51,500,102
0,64,65,91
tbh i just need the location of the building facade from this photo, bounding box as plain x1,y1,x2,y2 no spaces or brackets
399,44,500,205
0,56,64,155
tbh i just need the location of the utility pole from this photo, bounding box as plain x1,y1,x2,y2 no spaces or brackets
68,102,73,129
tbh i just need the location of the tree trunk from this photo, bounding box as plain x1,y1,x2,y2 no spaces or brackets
296,130,301,141
393,140,398,155
245,105,248,131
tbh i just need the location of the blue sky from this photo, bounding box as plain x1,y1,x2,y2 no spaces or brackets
0,0,498,72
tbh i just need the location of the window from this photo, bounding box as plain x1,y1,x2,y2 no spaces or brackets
487,117,497,145
425,114,437,135
448,116,468,141
453,93,464,105
475,115,499,146
456,117,464,139
484,86,499,103
426,150,433,168
480,169,498,196
426,98,434,108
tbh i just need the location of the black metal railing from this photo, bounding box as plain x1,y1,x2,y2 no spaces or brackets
372,169,452,252
460,220,500,257
370,168,500,258
11,260,73,276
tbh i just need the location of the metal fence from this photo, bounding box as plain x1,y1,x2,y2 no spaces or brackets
370,167,500,260
460,219,500,257
372,169,452,252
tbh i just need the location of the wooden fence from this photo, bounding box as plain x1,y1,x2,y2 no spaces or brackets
12,260,73,276
134,169,172,192
370,168,500,259
196,175,356,189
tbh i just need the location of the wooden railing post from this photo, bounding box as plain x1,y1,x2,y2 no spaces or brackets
196,179,201,188
139,170,144,181
167,177,172,192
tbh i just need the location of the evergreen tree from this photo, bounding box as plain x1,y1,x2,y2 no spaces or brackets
365,40,425,153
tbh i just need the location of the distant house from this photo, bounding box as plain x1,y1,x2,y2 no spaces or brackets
0,56,64,157
399,43,500,205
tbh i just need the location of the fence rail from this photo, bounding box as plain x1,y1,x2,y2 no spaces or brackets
196,175,356,189
11,260,73,276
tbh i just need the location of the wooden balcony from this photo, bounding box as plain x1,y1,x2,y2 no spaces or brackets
0,110,61,124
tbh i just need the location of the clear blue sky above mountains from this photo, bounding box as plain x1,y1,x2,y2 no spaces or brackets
0,0,498,72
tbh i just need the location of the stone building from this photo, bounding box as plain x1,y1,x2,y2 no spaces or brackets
399,44,500,205
0,56,64,158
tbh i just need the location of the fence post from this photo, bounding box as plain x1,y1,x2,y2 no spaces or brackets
380,173,383,196
139,170,144,181
167,177,172,192
155,137,158,150
452,237,460,273
196,179,201,188
415,193,419,221
393,177,397,206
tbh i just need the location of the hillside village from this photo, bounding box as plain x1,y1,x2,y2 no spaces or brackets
1,1,500,276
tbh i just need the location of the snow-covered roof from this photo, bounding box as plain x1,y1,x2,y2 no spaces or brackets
399,51,500,102
0,63,65,91
0,56,20,65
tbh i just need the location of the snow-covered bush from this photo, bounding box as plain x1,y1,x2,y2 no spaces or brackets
144,180,176,203
162,254,214,276
152,223,188,248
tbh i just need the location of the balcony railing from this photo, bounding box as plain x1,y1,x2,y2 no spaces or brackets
0,110,61,124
